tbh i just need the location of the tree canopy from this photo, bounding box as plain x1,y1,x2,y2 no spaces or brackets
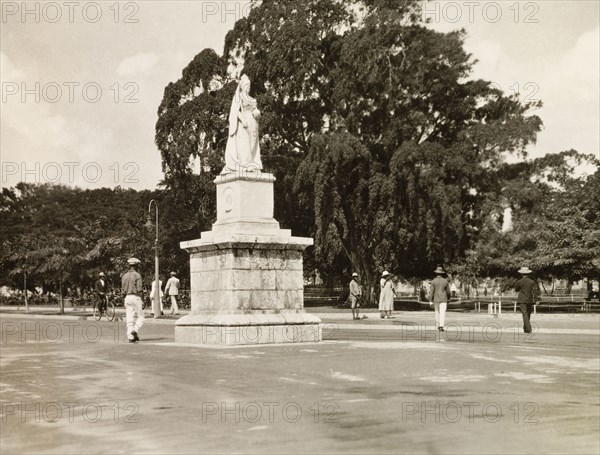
457,151,600,289
2,1,596,303
154,0,554,301
0,183,178,295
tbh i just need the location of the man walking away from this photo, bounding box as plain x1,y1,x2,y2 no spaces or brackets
514,266,540,333
349,272,362,320
429,266,450,331
122,258,144,343
165,271,180,315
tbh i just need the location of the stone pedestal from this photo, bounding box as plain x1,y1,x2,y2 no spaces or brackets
175,171,321,345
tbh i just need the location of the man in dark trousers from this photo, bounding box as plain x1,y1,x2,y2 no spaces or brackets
94,272,108,314
514,266,540,333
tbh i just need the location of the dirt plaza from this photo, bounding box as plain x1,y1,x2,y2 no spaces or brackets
0,311,598,454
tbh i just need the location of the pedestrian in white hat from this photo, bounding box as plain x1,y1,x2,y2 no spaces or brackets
514,266,540,333
122,258,144,342
164,271,180,315
429,266,450,331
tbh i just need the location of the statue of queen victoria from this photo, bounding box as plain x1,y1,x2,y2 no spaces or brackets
222,75,262,174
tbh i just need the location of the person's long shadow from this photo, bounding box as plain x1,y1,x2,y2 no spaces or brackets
136,337,172,342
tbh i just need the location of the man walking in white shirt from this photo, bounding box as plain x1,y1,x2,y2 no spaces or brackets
121,258,144,343
164,271,180,315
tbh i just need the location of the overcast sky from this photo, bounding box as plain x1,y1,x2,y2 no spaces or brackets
1,1,598,190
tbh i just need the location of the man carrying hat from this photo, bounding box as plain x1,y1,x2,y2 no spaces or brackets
349,272,362,320
429,266,450,331
515,266,540,333
121,257,144,343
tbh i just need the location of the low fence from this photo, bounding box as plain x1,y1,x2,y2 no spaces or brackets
471,295,599,314
0,290,193,310
2,289,599,313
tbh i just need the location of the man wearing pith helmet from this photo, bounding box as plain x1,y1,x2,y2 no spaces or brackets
121,257,144,343
514,266,540,334
349,272,362,320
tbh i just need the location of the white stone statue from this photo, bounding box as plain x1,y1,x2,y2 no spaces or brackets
222,75,262,174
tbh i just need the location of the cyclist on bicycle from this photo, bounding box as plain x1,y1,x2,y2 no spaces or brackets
95,272,108,314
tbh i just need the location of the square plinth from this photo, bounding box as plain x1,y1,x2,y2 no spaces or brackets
212,172,280,234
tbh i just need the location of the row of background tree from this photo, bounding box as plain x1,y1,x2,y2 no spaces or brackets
0,184,185,298
2,0,598,302
1,148,597,302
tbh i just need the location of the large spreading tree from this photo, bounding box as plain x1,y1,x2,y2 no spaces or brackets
155,0,543,302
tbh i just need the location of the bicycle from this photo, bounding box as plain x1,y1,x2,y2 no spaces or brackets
93,295,115,321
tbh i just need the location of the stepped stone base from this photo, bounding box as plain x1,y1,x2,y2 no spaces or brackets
174,171,320,346
175,312,321,345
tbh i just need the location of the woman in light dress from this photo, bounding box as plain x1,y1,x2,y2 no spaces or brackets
223,74,262,174
379,271,396,319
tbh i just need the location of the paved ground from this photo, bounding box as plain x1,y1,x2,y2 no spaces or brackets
1,309,598,454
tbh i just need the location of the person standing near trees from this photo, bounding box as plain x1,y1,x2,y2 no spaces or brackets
122,258,144,343
94,272,108,314
164,271,180,315
379,271,396,319
349,272,362,320
429,266,450,331
514,266,540,334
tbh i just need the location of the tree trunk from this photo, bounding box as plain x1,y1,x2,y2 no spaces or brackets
565,279,572,295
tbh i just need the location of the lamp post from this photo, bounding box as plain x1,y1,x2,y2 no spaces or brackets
24,271,29,313
144,199,161,319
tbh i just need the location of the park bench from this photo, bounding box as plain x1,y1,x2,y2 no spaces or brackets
304,285,345,306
